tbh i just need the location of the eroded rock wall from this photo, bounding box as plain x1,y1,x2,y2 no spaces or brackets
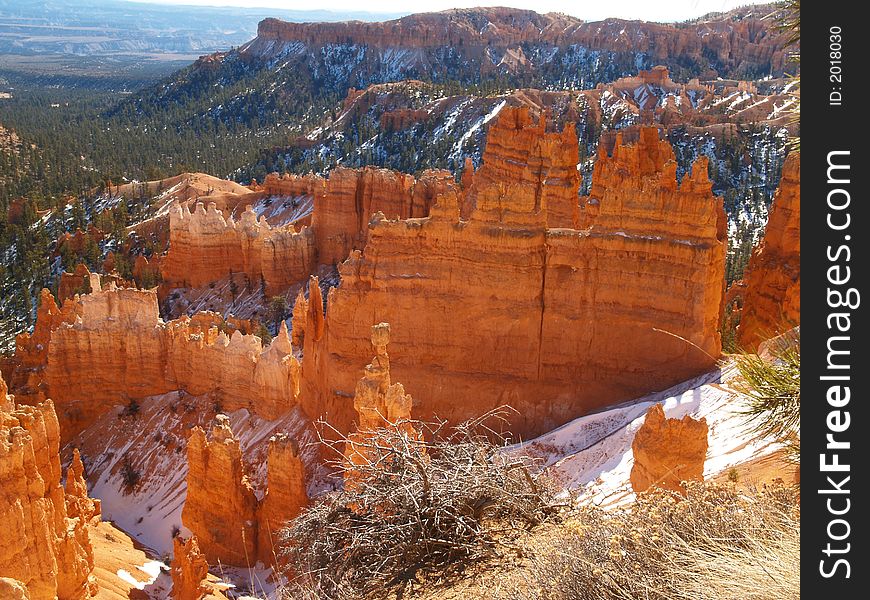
161,202,316,295
312,167,454,265
40,284,300,441
183,416,308,568
300,113,725,439
737,152,800,350
0,373,96,599
182,416,258,566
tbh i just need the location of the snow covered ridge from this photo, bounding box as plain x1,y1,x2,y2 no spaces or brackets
514,360,784,507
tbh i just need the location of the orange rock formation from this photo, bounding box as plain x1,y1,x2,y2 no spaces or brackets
170,536,210,600
463,107,579,227
161,201,316,295
8,288,82,402
182,415,258,566
344,323,417,479
0,373,97,599
254,8,787,74
161,167,454,296
257,434,308,564
65,449,99,522
183,415,309,567
299,111,725,439
630,403,708,494
35,283,300,440
311,167,453,265
0,578,30,600
737,152,800,350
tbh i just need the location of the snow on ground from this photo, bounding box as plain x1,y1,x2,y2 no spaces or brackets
514,360,782,508
116,561,167,590
76,391,318,556
246,194,313,226
213,564,286,600
449,99,506,164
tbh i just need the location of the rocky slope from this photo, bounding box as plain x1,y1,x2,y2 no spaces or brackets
109,5,790,186
246,6,788,86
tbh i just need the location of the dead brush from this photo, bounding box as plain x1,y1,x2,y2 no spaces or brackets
520,481,799,600
278,408,563,600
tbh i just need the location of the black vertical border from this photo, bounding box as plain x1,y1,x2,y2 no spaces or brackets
803,2,866,595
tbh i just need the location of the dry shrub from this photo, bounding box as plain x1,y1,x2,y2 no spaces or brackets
278,409,562,600
523,481,799,600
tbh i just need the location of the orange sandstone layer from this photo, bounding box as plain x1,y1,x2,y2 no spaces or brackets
737,152,800,351
182,416,258,566
299,111,725,439
161,202,316,296
344,323,417,482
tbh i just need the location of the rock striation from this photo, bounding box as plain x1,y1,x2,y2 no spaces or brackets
300,111,725,439
737,152,800,350
463,107,579,227
182,415,309,567
630,404,708,494
0,372,97,599
311,167,454,266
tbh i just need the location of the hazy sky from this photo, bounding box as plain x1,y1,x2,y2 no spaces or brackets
133,0,772,23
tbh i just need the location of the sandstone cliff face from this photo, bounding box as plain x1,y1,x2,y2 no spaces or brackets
300,113,725,439
182,415,258,566
9,289,81,402
630,404,708,494
737,152,800,351
253,7,788,75
183,415,309,567
161,168,453,296
0,373,96,599
465,106,579,227
311,167,454,265
39,283,300,441
161,201,316,295
256,434,308,564
171,536,209,600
